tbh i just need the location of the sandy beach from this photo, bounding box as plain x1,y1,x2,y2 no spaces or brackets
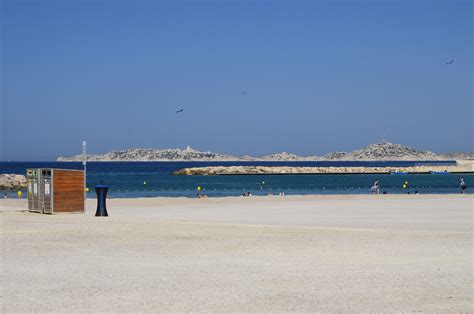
1,194,473,312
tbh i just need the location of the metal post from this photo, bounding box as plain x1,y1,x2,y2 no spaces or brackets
95,185,109,217
82,141,87,205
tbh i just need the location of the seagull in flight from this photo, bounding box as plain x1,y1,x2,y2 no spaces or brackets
241,91,248,95
446,59,455,65
176,108,184,113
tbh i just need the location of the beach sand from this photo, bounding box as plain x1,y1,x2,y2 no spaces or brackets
1,195,473,312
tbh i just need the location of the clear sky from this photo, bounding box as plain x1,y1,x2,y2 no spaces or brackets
1,0,472,161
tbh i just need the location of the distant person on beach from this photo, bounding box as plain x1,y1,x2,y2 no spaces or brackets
196,186,207,198
196,191,207,198
3,193,8,199
370,180,380,194
460,179,467,194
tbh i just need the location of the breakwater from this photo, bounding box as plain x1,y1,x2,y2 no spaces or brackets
173,161,474,176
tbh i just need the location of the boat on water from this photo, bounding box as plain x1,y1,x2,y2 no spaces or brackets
390,171,409,175
430,171,449,174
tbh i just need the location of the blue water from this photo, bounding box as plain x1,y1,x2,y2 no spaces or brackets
1,161,471,198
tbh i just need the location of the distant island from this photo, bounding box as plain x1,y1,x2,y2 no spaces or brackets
57,142,474,162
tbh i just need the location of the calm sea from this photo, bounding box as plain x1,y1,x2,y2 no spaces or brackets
0,161,471,198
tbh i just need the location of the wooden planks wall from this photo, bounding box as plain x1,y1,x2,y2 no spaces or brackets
53,170,84,213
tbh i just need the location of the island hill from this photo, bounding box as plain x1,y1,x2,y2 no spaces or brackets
57,142,473,162
56,142,474,176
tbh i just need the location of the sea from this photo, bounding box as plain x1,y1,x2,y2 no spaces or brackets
1,161,471,198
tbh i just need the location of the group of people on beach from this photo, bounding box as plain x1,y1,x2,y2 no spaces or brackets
242,191,285,197
194,178,468,198
371,179,468,194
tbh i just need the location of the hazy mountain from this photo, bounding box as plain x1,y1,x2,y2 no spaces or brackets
258,152,319,161
438,152,474,160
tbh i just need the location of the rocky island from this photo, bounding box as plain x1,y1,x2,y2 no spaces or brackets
57,146,251,162
0,174,27,190
57,142,473,162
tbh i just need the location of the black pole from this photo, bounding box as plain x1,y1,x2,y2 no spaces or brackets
95,185,109,217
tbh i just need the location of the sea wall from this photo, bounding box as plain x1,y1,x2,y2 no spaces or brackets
0,174,27,190
173,161,473,176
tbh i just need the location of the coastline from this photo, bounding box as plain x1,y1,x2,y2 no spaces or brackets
2,193,471,209
4,160,471,197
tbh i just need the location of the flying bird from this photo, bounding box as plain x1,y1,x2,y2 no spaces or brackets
446,59,455,65
176,109,184,113
241,91,248,95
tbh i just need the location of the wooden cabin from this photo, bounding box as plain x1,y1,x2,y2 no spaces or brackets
27,168,85,214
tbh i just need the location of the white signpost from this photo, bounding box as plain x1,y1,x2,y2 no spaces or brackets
82,141,87,201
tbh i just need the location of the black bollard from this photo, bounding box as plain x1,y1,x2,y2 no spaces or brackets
95,185,109,217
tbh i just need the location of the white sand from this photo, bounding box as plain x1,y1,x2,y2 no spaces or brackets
1,195,473,312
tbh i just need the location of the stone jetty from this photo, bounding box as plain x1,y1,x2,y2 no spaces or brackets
173,161,473,176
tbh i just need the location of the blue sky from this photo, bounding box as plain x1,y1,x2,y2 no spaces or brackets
1,0,472,160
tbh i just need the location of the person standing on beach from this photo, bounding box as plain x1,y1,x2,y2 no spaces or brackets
371,180,380,194
460,179,467,194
